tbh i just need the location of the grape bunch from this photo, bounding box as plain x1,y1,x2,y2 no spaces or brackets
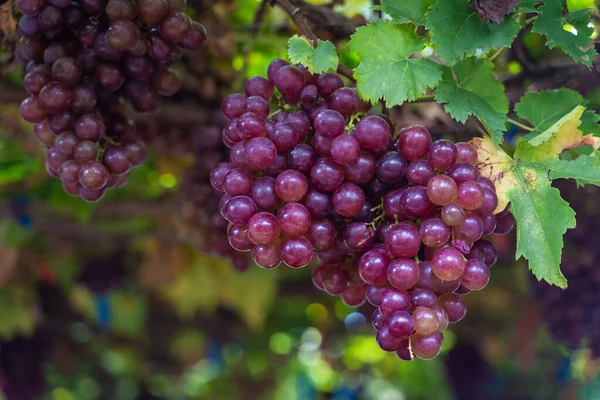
15,0,207,201
532,183,600,358
210,58,515,360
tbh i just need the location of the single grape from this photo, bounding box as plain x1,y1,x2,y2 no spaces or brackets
436,278,461,295
178,21,207,50
223,196,258,225
316,72,343,98
343,222,376,251
355,115,391,150
273,65,305,103
367,285,386,306
266,58,289,83
222,94,246,120
312,264,326,290
406,159,436,186
431,247,466,281
227,224,253,252
448,162,479,185
253,239,282,269
343,151,376,184
398,125,432,161
108,19,139,50
341,284,367,307
417,261,443,291
152,70,181,96
454,214,484,243
331,183,365,217
307,219,336,251
412,332,444,360
379,288,411,316
24,67,52,95
237,112,267,140
74,113,105,141
71,83,97,113
461,259,490,291
385,223,421,258
388,310,414,338
428,140,457,171
250,176,280,211
47,111,76,134
420,218,451,248
456,142,478,165
106,0,137,20
223,168,253,196
137,0,169,24
301,189,330,220
427,174,458,206
55,131,79,158
413,306,440,335
247,212,280,245
314,110,345,138
468,239,498,267
441,203,465,227
160,11,191,43
79,186,106,202
280,236,313,268
38,81,72,113
376,325,404,352
59,160,81,183
359,249,393,286
437,293,466,322
277,203,311,238
284,111,311,141
401,186,435,219
311,157,344,192
33,122,56,147
387,259,420,291
375,151,407,184
79,161,110,190
494,211,515,234
103,147,131,175
411,288,437,308
269,122,299,152
330,87,359,118
396,339,414,361
20,96,48,123
288,144,317,174
245,76,274,101
330,134,360,165
321,266,350,294
245,137,277,170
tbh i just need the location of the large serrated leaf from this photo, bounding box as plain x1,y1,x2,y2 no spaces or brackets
382,0,434,25
348,21,442,106
532,0,597,67
434,58,508,145
425,0,520,63
472,106,600,287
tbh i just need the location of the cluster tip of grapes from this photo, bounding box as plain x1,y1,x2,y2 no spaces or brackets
16,0,206,201
210,58,516,360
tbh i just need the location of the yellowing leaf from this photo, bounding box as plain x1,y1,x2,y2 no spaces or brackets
471,106,600,287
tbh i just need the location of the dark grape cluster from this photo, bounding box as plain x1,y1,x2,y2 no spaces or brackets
15,0,207,201
210,59,515,360
532,183,600,358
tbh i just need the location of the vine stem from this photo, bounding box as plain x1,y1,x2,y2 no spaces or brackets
272,0,356,82
507,116,534,132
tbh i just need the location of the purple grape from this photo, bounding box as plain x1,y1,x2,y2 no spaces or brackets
413,306,440,335
47,111,76,134
376,325,405,352
343,151,376,184
400,186,435,219
341,284,368,307
375,151,407,184
55,131,79,158
38,5,63,30
312,133,333,158
437,293,466,322
245,137,277,170
20,96,48,123
343,222,376,251
429,140,457,171
434,306,449,332
24,67,52,96
322,266,350,294
398,125,432,161
311,157,344,192
431,247,466,281
17,0,44,16
468,239,498,267
456,142,477,165
247,212,280,245
454,214,484,243
33,122,56,147
379,288,411,316
330,134,360,165
411,288,437,308
269,122,299,152
476,189,499,216
329,87,359,118
277,203,311,238
420,218,451,248
301,189,330,220
412,332,444,360
267,58,289,83
478,177,496,192
275,169,308,203
316,72,343,98
332,183,365,217
427,174,457,206
406,159,435,186
281,236,313,268
436,278,461,295
387,259,419,291
274,65,305,103
223,168,253,196
237,112,267,140
461,259,490,290
223,195,258,225
79,161,110,190
417,261,442,291
137,0,169,24
160,11,191,43
448,162,480,185
494,211,515,234
359,249,392,285
307,219,336,251
388,311,414,338
38,81,72,113
457,181,485,210
355,115,391,150
288,144,316,174
245,76,274,101
266,154,288,177
103,147,131,175
59,159,81,183
314,110,345,138
227,224,253,252
253,239,282,269
284,111,311,141
222,94,246,120
385,222,421,258
75,113,105,141
367,285,386,306
441,203,465,227
108,19,140,50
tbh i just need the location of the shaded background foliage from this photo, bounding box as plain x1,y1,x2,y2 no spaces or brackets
0,0,599,399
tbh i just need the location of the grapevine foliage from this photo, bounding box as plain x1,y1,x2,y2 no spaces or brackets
283,0,600,287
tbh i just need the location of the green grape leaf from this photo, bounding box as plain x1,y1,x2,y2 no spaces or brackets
348,21,442,106
381,0,434,24
425,0,520,63
434,58,508,145
473,106,600,287
518,0,542,12
532,0,597,67
515,89,600,140
287,35,339,73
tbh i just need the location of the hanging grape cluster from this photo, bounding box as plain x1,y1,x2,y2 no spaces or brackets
210,59,515,360
15,0,206,201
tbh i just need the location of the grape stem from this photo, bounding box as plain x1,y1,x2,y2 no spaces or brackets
272,0,356,82
507,116,534,132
